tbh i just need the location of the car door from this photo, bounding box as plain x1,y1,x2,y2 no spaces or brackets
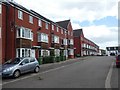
29,58,36,71
19,58,30,73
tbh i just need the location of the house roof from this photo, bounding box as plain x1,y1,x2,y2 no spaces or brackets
4,1,51,23
56,20,70,29
73,29,83,37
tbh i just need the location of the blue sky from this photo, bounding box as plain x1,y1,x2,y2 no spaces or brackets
14,0,118,49
79,16,118,27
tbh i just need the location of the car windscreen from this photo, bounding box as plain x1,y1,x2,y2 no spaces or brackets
5,58,22,64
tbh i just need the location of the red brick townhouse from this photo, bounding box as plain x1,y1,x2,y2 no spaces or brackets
56,20,74,59
73,29,99,57
0,1,74,63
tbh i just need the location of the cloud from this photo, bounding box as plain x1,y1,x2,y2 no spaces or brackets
82,25,118,49
14,0,118,22
14,0,118,49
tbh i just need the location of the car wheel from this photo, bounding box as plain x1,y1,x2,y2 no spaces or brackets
13,70,20,78
34,66,39,73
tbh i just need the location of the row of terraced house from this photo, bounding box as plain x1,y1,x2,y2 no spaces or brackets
0,1,99,64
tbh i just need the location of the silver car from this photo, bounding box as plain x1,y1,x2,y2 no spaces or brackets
2,57,40,78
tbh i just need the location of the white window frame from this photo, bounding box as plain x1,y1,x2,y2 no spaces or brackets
17,27,32,40
16,48,31,57
18,10,23,20
38,33,48,43
70,39,73,45
38,19,42,27
40,49,50,57
57,27,59,32
31,32,33,41
68,49,74,55
54,35,59,44
29,15,33,24
55,49,60,56
0,4,2,14
46,22,49,29
64,39,67,45
61,28,63,34
52,24,54,30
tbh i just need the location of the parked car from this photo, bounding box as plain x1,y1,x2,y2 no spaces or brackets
116,55,120,68
2,57,40,78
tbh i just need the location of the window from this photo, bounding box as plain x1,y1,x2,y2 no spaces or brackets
52,25,54,30
64,39,67,45
17,27,32,40
18,10,23,20
38,19,42,27
54,35,59,43
61,28,63,34
40,50,50,57
46,22,49,29
16,48,31,57
38,33,48,43
68,49,74,55
57,27,59,32
0,4,1,14
31,32,33,41
55,49,60,56
30,58,35,62
21,59,29,65
70,39,73,45
29,15,33,24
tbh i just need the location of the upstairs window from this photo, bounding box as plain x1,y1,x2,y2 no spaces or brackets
18,10,23,20
54,35,59,43
52,24,54,30
0,4,1,14
38,33,48,43
57,27,59,32
17,27,32,40
38,19,42,27
46,22,49,29
29,15,33,24
61,28,63,34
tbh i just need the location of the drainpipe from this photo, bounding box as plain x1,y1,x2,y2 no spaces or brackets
5,3,9,62
13,5,16,58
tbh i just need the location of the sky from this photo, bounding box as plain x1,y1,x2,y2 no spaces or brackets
14,0,118,50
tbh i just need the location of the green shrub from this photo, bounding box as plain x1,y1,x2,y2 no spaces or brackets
42,56,55,64
76,54,80,57
55,56,60,62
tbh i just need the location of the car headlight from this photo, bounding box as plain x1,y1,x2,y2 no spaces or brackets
3,67,14,72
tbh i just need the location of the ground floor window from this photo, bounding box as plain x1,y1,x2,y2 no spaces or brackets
64,50,68,57
40,49,50,57
68,49,74,55
55,49,60,56
16,48,31,57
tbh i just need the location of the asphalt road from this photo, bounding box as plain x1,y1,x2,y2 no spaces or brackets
2,56,118,88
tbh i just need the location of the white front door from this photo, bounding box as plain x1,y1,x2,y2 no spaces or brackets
31,50,35,58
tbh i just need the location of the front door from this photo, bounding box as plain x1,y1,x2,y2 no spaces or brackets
31,50,35,58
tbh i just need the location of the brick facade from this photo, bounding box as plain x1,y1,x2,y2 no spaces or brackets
1,1,74,63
